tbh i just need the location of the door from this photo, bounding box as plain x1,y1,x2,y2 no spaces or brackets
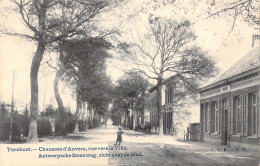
163,112,166,134
223,109,228,145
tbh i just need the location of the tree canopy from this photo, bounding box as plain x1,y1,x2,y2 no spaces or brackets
111,73,150,127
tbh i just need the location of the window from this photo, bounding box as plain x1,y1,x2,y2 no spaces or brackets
205,103,208,132
224,99,228,110
204,103,210,132
165,90,168,104
215,101,219,133
169,87,172,103
165,88,172,104
252,93,257,135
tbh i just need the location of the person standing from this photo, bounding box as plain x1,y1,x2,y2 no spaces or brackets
115,127,124,146
148,123,151,134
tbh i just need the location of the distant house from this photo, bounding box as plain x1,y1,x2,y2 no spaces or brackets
148,85,159,133
148,75,184,135
198,46,260,150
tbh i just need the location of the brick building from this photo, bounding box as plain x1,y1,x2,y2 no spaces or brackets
198,46,260,150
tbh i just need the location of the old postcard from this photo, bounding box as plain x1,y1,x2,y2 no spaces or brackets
0,0,259,165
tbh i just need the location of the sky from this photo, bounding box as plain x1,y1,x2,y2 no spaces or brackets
0,0,258,122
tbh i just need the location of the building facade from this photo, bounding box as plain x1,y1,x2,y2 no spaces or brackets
148,76,177,135
149,88,159,132
198,47,260,150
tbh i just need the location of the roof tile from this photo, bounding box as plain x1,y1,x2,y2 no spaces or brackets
209,46,260,85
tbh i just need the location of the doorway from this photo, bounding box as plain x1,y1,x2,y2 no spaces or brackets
221,99,229,145
223,109,228,145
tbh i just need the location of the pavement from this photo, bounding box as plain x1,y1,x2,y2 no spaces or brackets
36,120,259,166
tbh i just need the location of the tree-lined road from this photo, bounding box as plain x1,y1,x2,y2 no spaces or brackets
40,120,259,166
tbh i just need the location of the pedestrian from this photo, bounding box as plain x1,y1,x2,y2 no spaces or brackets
148,123,151,134
114,127,124,146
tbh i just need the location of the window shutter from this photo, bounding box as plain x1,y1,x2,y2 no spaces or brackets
230,97,233,135
244,94,248,136
219,100,222,134
240,95,244,136
208,102,211,133
200,104,204,133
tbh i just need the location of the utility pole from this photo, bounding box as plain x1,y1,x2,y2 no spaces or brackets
9,69,15,142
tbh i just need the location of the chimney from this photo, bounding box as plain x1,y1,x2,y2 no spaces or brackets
252,34,260,48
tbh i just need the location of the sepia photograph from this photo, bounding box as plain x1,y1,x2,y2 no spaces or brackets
0,0,259,165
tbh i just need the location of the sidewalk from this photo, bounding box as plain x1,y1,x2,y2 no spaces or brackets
123,128,260,165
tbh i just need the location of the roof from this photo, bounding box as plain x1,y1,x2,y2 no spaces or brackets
148,75,179,93
201,46,260,89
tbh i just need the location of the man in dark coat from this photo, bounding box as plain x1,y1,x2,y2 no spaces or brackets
115,127,124,146
148,124,151,134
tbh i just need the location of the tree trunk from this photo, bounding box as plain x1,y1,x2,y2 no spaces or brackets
133,109,136,130
86,103,90,130
74,95,81,132
54,70,66,135
27,42,45,143
49,117,55,133
82,101,87,131
157,79,163,137
126,109,131,128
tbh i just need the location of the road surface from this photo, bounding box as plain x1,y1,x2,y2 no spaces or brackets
40,120,259,166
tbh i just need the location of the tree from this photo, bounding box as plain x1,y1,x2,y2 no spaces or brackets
112,73,150,129
0,102,8,112
124,17,217,136
45,37,113,133
208,0,259,30
59,37,112,131
87,72,113,127
0,0,123,142
53,67,66,134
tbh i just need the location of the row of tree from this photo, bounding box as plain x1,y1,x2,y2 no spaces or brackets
51,37,113,134
0,0,125,142
0,0,258,141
